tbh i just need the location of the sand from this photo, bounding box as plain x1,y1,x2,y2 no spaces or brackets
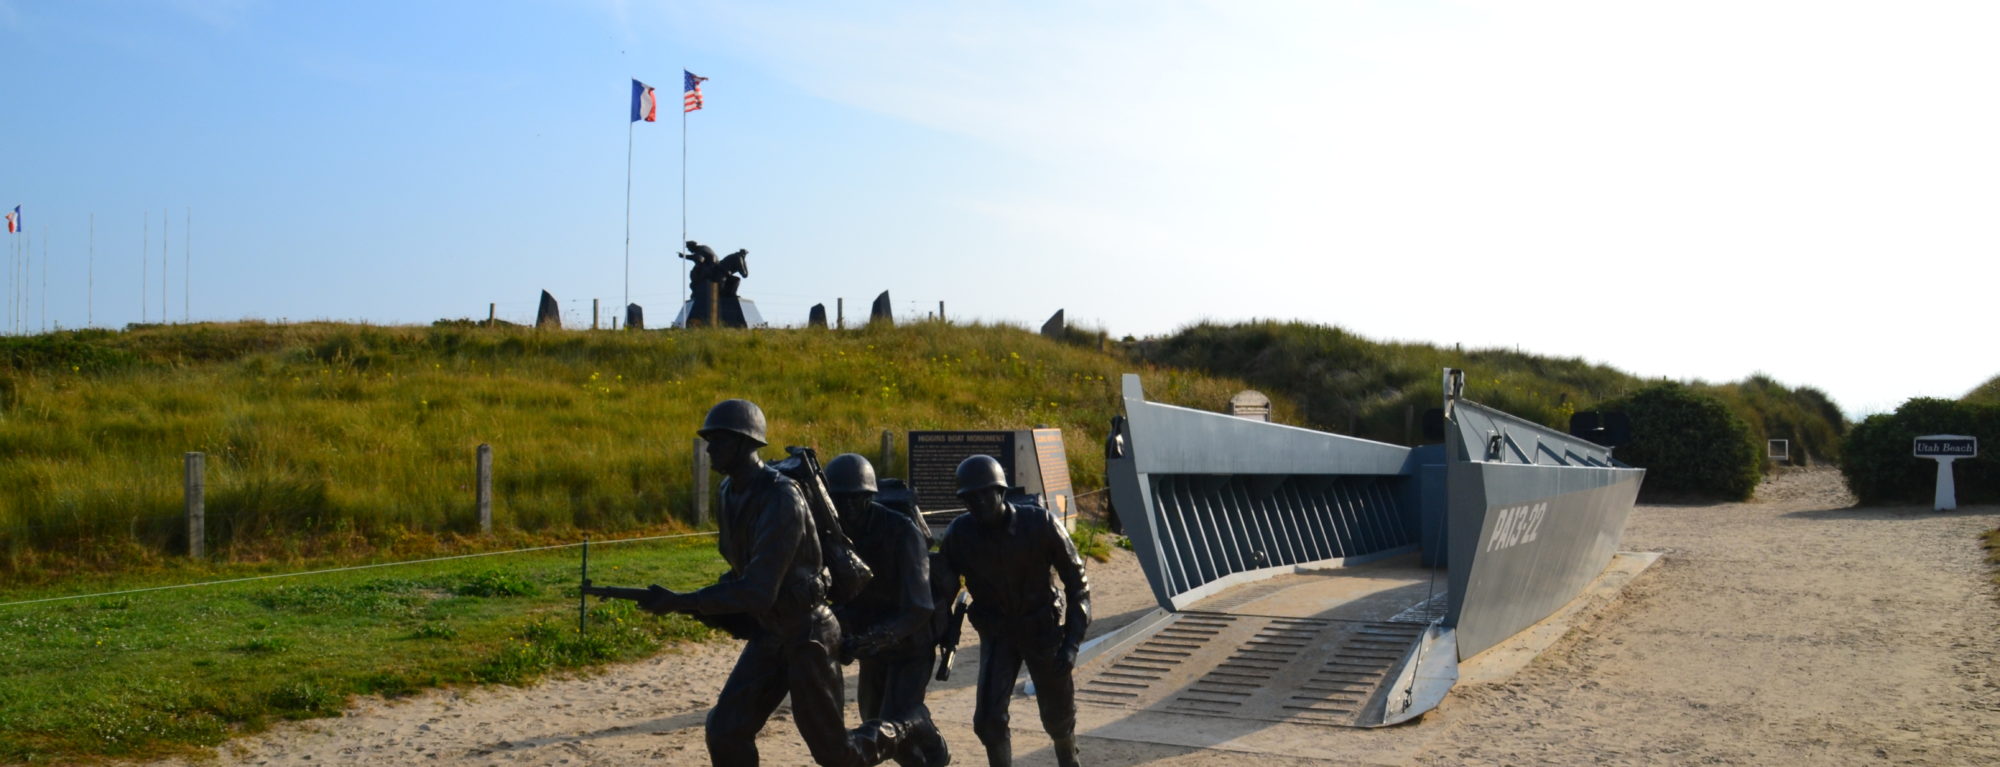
153,468,2000,766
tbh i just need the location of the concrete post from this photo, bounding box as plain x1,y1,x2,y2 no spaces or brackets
184,452,205,558
1405,404,1416,445
938,301,945,322
692,437,711,526
880,429,895,475
487,303,496,327
837,298,845,330
592,299,600,330
476,443,493,533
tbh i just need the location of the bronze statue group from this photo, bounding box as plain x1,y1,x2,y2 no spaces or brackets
634,399,1091,767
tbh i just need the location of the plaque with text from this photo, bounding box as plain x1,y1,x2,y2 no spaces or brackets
908,431,1017,511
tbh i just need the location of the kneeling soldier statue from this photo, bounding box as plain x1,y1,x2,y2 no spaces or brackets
827,453,952,767
939,455,1091,767
636,400,905,767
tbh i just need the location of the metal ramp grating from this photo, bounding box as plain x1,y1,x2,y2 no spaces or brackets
1077,612,1431,728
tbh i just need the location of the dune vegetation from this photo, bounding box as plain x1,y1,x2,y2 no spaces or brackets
0,320,1277,576
1130,320,1849,472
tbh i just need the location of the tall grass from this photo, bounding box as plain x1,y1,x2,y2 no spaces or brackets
1965,374,2000,406
0,321,1280,573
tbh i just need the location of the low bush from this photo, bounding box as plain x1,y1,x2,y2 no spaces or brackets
1839,398,2000,505
1596,383,1762,501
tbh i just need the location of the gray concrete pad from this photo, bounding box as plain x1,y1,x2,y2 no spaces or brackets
975,551,1662,761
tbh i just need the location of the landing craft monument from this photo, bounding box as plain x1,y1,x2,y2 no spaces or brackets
1090,368,1644,726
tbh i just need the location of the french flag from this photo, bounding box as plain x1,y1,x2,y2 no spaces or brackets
5,205,17,233
631,79,658,123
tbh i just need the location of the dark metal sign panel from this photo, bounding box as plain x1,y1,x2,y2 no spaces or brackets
1913,435,1977,458
908,430,1016,510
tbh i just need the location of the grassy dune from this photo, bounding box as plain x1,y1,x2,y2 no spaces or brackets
1137,320,1848,464
0,320,1278,573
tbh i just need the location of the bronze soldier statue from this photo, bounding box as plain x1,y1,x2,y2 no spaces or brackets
826,454,952,767
939,455,1091,767
636,400,905,767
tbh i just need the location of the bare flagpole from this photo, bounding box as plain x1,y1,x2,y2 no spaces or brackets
162,208,169,324
89,213,95,327
142,212,149,323
624,104,635,313
185,208,190,322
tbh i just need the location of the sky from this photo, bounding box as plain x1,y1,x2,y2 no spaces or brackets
1,0,1995,417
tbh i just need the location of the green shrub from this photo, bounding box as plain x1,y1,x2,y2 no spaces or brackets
1839,398,2000,505
1597,383,1762,501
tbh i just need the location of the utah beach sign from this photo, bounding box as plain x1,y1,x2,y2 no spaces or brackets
1913,435,1977,511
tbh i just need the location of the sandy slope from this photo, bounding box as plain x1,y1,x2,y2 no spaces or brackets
153,469,2000,766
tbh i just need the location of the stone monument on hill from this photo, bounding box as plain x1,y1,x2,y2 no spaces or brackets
869,291,893,326
536,291,561,329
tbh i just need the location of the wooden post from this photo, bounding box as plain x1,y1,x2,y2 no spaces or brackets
837,298,844,330
692,437,711,526
476,443,493,534
880,429,894,475
487,303,496,327
184,452,205,558
1404,405,1416,445
938,301,945,322
592,299,600,330
707,282,719,327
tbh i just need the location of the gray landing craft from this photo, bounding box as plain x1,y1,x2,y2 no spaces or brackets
1090,369,1643,727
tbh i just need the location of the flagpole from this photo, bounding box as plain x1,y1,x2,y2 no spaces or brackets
624,116,635,313
185,208,191,323
162,208,169,324
89,213,95,327
680,85,688,307
142,212,149,323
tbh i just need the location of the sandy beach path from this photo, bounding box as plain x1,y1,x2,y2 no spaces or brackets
152,469,2000,766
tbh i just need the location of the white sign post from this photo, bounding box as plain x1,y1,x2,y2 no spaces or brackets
1913,435,1978,511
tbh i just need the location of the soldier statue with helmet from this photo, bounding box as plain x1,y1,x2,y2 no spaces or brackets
824,453,952,767
630,399,907,767
937,454,1091,767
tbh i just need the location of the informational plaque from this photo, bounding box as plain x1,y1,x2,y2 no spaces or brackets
1032,428,1076,527
907,431,1017,512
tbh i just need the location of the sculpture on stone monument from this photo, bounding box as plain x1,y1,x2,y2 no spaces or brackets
536,290,561,329
809,303,829,329
593,400,909,766
625,303,644,331
678,241,762,328
937,454,1090,767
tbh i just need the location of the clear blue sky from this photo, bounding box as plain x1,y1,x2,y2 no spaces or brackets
3,1,1996,417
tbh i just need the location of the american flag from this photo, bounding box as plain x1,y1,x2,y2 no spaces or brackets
683,70,708,113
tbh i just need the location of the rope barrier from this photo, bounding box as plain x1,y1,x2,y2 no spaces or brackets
0,531,717,610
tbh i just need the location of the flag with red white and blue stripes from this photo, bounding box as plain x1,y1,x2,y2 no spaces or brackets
683,70,707,113
631,79,658,123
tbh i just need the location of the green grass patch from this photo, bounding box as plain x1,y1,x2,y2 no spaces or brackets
1071,522,1112,564
0,535,722,763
